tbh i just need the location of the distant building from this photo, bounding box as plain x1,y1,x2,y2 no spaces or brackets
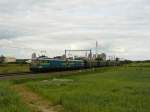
96,53,106,61
4,57,16,63
16,59,30,64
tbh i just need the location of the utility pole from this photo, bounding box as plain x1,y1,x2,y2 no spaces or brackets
65,50,67,59
96,41,98,58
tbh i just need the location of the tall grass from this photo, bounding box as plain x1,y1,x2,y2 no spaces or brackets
0,81,31,112
26,63,150,112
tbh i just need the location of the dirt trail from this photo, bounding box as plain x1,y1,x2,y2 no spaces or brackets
12,85,63,112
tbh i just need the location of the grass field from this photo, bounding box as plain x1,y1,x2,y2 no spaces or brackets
0,63,29,74
0,81,31,112
23,63,150,112
0,63,150,112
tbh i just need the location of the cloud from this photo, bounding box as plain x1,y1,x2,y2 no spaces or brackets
0,0,150,60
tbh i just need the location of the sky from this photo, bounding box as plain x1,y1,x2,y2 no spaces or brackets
0,0,150,60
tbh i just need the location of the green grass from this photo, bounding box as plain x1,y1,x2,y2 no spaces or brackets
0,63,29,74
0,81,31,112
0,63,150,112
23,63,150,112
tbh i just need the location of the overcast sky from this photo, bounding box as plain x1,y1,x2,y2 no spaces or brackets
0,0,150,60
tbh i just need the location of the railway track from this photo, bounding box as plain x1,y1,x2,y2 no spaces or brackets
0,72,60,80
0,70,85,80
0,72,35,79
0,67,105,80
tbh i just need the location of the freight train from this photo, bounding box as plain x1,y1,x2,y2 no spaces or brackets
30,57,121,72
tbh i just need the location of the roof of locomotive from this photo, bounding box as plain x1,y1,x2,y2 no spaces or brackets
34,57,84,62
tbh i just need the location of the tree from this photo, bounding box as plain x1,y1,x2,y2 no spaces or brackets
0,55,5,63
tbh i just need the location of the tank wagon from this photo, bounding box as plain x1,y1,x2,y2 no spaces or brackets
30,57,121,72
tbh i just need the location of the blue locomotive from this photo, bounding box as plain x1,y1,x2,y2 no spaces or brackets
30,57,85,72
30,56,121,72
